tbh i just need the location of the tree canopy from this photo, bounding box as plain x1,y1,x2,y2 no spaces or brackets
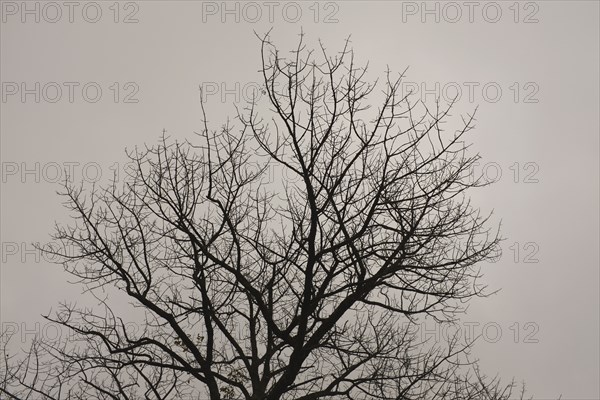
1,32,526,400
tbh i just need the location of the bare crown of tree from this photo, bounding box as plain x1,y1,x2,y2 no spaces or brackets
1,32,527,400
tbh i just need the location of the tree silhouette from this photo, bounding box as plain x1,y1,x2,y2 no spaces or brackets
1,32,527,400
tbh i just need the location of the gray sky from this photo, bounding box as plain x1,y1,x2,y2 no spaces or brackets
1,1,599,398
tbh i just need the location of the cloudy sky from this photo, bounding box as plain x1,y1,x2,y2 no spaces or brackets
1,1,599,398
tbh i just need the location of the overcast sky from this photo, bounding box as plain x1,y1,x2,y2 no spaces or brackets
1,1,599,398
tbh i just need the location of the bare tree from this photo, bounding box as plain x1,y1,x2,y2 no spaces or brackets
1,32,527,400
